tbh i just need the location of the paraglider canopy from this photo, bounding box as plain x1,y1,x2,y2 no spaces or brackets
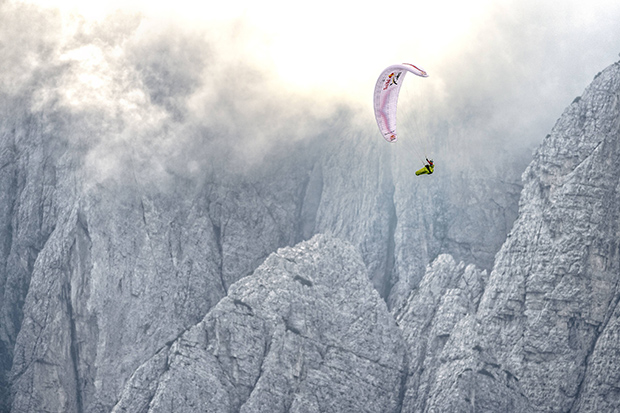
373,63,428,143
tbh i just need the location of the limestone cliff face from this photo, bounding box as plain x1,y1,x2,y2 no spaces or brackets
396,254,531,413
5,149,317,412
112,234,406,413
395,61,620,412
388,156,524,310
1,114,520,412
476,61,620,413
0,107,79,412
9,4,616,412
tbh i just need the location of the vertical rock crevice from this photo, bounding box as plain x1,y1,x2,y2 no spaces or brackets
297,162,324,243
63,280,84,413
382,181,398,303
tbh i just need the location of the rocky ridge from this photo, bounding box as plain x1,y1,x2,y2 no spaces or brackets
5,5,619,412
111,234,406,413
1,114,520,412
394,61,620,412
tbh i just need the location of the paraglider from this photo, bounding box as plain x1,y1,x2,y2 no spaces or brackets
415,158,434,175
373,63,434,176
373,63,428,143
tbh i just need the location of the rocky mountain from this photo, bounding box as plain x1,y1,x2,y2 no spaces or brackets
4,4,620,412
0,96,523,413
395,61,620,412
112,234,406,413
0,117,523,413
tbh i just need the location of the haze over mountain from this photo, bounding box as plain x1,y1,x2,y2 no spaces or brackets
2,1,620,412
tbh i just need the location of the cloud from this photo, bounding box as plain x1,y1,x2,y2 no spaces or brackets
391,0,620,169
1,3,344,192
3,0,620,190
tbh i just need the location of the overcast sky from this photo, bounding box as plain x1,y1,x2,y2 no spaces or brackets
5,0,620,176
17,0,620,92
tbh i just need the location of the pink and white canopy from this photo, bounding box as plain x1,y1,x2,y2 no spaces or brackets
373,63,428,143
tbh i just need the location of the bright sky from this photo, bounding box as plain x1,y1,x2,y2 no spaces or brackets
9,0,620,173
16,0,492,95
14,0,620,113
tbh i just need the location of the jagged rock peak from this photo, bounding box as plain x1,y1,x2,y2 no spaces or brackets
113,234,407,413
391,60,620,413
394,255,519,413
473,60,620,412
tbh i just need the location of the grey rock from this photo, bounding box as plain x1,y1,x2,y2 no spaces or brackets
311,130,396,299
388,152,525,311
570,300,620,412
112,234,407,413
474,61,620,412
8,154,318,412
409,61,620,412
10,207,86,413
394,254,529,413
0,8,568,412
309,126,524,311
0,108,78,412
